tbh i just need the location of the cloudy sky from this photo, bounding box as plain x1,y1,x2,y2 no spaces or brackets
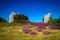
0,0,60,22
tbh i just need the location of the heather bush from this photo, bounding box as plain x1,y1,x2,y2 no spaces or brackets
49,24,59,29
43,30,51,35
22,27,30,33
28,31,37,35
38,23,47,29
35,27,42,32
30,22,34,25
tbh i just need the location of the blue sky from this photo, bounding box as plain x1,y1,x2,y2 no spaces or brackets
0,0,60,22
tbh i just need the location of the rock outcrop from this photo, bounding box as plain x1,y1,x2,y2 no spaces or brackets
9,12,16,23
43,13,51,23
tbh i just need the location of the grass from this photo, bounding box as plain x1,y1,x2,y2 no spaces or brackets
0,23,60,40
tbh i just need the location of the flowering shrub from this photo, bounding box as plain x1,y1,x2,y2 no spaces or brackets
49,24,59,29
34,22,41,26
30,22,41,26
30,22,34,25
43,30,51,35
22,22,60,35
22,27,31,33
28,31,37,35
22,27,37,35
35,27,42,32
38,23,47,29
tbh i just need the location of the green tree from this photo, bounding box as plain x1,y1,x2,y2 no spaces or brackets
0,17,7,23
14,14,29,23
48,16,60,26
48,17,53,24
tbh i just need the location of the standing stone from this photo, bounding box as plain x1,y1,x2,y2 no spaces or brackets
9,12,16,23
43,13,51,23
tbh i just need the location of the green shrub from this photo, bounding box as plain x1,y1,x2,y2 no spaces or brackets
48,16,60,27
14,14,29,23
0,17,8,23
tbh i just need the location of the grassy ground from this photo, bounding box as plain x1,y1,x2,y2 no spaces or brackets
0,23,60,40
